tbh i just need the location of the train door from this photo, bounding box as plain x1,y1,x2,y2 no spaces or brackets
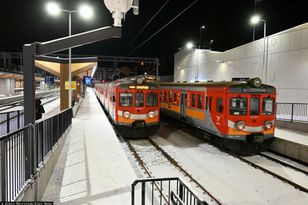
213,95,225,129
180,91,187,119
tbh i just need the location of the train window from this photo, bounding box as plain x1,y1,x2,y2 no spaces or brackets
119,93,133,107
230,98,247,115
206,96,208,110
250,97,260,115
191,94,196,107
198,94,203,109
262,98,274,115
169,91,172,103
164,91,168,103
173,92,178,104
209,97,212,111
216,97,223,113
146,93,158,107
135,92,144,107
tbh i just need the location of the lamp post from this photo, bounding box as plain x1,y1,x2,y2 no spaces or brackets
46,2,93,108
250,15,267,83
199,25,205,49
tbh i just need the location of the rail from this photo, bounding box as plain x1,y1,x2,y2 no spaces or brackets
276,103,308,123
131,177,207,205
0,108,72,201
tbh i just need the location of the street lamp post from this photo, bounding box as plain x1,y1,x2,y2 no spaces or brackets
250,15,267,83
199,25,205,49
46,2,93,108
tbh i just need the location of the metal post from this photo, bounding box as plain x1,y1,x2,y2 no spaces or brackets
131,183,135,205
291,103,294,123
68,11,72,108
6,113,9,134
156,58,159,78
141,182,145,205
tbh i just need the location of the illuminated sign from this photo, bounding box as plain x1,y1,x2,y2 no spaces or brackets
129,86,136,89
65,81,77,90
83,76,92,85
136,86,149,90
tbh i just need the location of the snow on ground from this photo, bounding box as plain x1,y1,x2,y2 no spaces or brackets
243,154,308,189
151,121,308,205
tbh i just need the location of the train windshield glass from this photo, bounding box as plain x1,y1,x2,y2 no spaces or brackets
135,92,144,107
230,98,247,115
120,93,133,107
250,97,260,115
146,93,158,107
262,98,274,115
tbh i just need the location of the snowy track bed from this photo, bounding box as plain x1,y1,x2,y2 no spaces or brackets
148,121,308,205
126,138,221,205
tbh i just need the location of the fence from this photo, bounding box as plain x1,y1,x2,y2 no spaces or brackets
276,103,308,123
0,108,72,201
131,177,207,205
0,110,24,137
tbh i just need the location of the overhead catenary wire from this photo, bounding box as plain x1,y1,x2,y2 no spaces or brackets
128,0,199,56
122,0,172,54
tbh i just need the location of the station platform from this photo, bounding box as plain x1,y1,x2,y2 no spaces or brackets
271,127,308,163
41,89,138,204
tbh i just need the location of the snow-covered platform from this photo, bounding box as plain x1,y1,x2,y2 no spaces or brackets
270,127,308,164
41,89,138,204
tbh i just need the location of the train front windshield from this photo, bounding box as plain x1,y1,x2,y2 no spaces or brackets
230,97,274,116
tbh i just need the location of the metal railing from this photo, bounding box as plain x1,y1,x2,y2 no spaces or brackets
0,110,24,137
131,177,207,205
0,108,72,201
276,103,308,123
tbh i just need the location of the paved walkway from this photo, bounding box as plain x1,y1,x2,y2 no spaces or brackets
42,89,138,205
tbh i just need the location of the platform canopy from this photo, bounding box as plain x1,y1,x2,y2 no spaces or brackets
35,56,98,77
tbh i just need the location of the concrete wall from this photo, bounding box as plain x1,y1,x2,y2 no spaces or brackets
174,23,308,103
0,78,15,97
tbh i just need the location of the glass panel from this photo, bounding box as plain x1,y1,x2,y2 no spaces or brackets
216,97,223,113
191,94,196,107
135,92,144,107
198,94,203,109
169,91,172,103
119,93,133,107
146,93,158,107
250,97,260,115
263,98,274,115
173,92,177,104
230,98,247,115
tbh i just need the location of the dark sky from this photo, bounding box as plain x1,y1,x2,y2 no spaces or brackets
1,0,308,58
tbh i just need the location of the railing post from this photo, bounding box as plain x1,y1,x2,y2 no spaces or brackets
131,183,135,205
0,141,4,201
291,103,294,123
141,182,145,205
6,113,9,134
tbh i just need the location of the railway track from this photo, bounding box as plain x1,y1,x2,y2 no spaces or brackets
164,117,308,194
126,138,223,205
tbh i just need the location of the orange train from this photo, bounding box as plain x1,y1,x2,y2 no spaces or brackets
95,75,160,137
160,78,276,154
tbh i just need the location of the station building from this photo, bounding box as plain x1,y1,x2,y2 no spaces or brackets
174,22,308,103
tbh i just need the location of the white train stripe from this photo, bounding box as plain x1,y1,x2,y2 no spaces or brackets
118,110,159,120
228,120,274,132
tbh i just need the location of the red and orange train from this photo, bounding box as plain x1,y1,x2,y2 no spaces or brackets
96,75,276,154
95,75,161,137
160,78,276,154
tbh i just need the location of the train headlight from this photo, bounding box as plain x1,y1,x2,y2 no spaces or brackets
136,77,144,85
251,77,262,87
123,111,131,119
235,121,246,131
148,111,155,119
264,121,273,130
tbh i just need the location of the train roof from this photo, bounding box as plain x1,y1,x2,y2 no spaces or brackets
159,78,276,93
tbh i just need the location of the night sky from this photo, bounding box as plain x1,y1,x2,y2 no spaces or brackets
1,0,308,69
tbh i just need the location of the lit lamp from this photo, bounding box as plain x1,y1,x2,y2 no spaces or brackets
250,15,267,83
46,2,94,108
